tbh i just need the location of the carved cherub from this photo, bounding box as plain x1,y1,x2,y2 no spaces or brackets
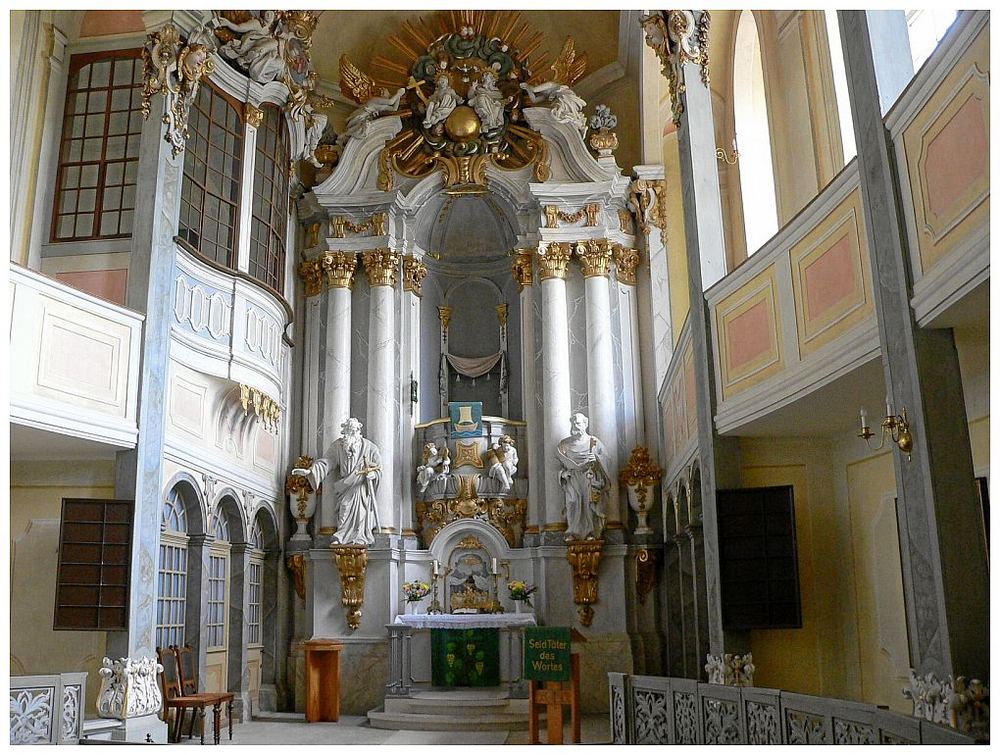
416,441,451,494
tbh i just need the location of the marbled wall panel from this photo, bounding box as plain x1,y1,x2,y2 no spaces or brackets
566,269,589,417
349,276,371,427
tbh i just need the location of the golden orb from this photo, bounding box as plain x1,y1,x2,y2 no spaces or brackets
445,105,481,141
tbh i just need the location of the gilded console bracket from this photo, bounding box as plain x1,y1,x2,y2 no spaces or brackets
286,553,306,601
635,548,658,606
332,544,369,630
566,540,604,627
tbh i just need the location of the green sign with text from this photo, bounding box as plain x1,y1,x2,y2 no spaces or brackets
523,627,572,682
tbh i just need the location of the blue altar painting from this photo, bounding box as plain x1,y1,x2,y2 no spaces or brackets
449,401,483,438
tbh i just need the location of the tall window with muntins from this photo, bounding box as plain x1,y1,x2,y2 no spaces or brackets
249,105,290,292
51,50,143,242
206,512,230,650
156,490,189,649
179,83,244,269
248,520,264,646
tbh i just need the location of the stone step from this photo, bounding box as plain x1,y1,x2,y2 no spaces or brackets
387,696,528,715
253,710,306,723
367,707,530,731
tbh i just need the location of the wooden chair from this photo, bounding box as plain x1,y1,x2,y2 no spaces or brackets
175,644,235,745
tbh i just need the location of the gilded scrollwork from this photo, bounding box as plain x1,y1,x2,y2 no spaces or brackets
511,248,535,290
239,384,281,433
414,496,527,549
640,11,711,126
402,255,429,297
331,212,388,239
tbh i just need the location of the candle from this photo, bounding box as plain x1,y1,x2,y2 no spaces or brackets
432,560,439,577
860,407,868,428
886,398,892,418
491,558,498,575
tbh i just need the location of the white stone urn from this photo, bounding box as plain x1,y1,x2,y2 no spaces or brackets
286,455,316,542
620,447,663,535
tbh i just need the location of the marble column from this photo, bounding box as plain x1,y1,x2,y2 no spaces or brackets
321,252,357,454
577,239,621,525
643,10,746,657
513,249,541,532
400,255,427,535
839,11,988,680
538,242,573,533
362,248,400,533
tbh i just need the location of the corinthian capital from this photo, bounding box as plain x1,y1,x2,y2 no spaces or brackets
576,239,613,278
538,242,573,281
511,249,535,290
322,251,358,290
361,248,401,287
402,255,428,297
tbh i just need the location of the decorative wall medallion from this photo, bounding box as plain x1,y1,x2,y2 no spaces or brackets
454,441,485,469
673,691,697,744
566,539,603,626
332,544,368,630
633,689,669,744
340,11,587,190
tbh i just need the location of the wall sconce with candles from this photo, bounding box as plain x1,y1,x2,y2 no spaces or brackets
716,137,740,165
858,401,913,460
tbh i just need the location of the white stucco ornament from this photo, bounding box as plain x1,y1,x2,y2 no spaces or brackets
521,81,588,133
96,656,163,720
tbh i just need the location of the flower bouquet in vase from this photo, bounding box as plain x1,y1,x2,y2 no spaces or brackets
507,580,537,614
403,581,430,614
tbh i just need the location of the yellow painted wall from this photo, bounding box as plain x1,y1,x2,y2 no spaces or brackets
10,460,115,717
844,451,909,711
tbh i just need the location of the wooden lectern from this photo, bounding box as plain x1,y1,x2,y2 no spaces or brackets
528,629,586,744
304,639,344,722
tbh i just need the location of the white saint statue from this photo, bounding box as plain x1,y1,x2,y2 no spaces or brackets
291,417,381,546
486,435,518,492
557,413,610,541
423,74,460,131
468,70,507,131
416,442,451,494
520,80,588,133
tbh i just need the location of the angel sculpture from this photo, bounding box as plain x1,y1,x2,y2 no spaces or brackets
520,80,588,133
485,435,518,493
416,442,451,494
342,87,406,142
423,74,461,131
216,11,288,84
468,70,507,132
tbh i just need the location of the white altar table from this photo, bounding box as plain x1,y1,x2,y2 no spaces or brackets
393,613,536,629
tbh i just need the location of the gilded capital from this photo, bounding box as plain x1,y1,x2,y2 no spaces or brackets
538,242,573,281
361,248,400,287
511,249,534,290
322,251,358,289
298,258,324,297
613,244,641,286
576,238,613,278
496,303,508,327
245,104,264,128
437,305,452,331
402,255,428,297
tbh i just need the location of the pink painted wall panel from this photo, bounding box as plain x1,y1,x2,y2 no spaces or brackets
79,11,145,37
54,269,128,306
726,300,773,371
924,96,988,218
803,234,857,320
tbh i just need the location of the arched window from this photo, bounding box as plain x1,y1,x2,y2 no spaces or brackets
51,50,143,241
207,510,231,651
247,520,264,646
178,83,244,269
824,10,857,167
733,11,778,256
249,105,289,292
156,489,189,649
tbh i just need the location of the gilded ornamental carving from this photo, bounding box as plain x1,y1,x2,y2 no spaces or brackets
612,244,641,285
331,212,387,239
361,248,400,287
641,11,711,126
239,384,281,432
566,539,603,626
511,249,535,290
402,256,429,297
538,242,573,280
576,239,614,278
332,544,368,630
415,496,527,549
